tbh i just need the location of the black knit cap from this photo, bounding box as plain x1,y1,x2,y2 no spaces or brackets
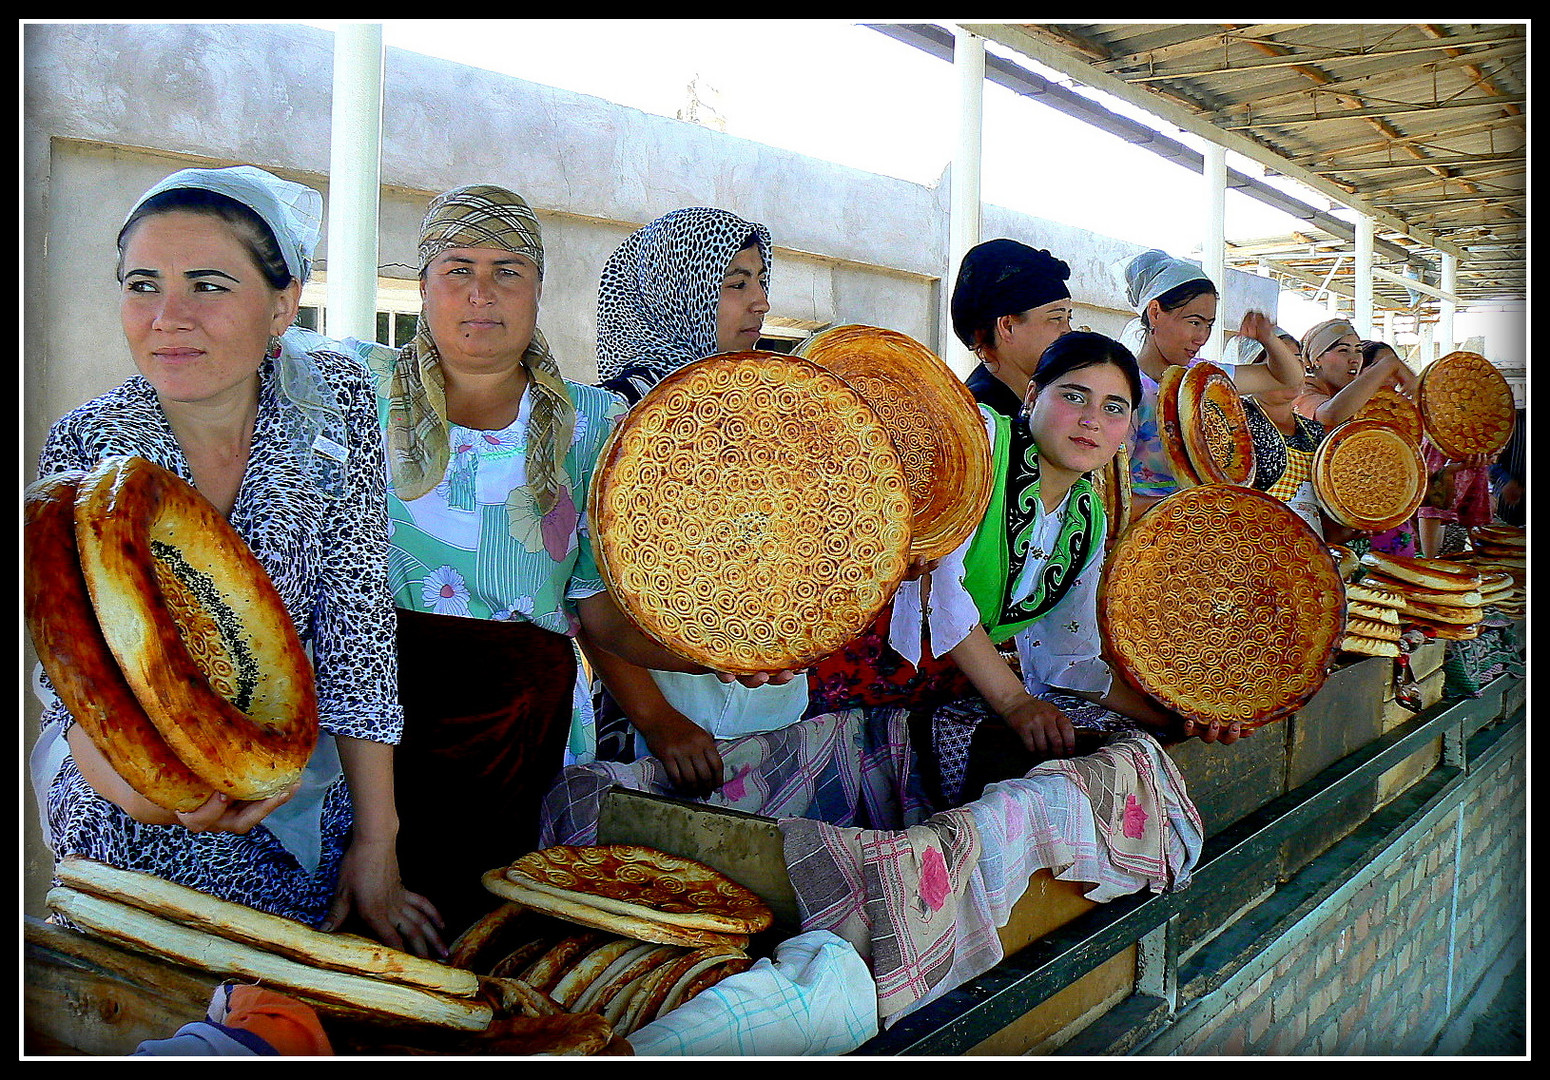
950,239,1072,349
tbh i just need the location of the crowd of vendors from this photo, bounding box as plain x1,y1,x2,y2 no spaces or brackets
25,165,1524,1048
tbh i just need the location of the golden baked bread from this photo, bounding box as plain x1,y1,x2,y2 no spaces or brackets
1156,365,1204,488
571,942,682,1014
502,845,774,935
590,352,913,674
658,951,754,1015
1313,420,1427,531
71,455,318,800
55,857,480,998
1179,361,1256,485
549,937,641,1010
1345,581,1406,610
48,886,492,1031
1098,484,1346,729
480,869,751,950
1340,634,1400,658
1351,384,1424,444
24,472,214,813
1347,601,1401,625
1360,551,1481,592
796,325,994,561
1418,351,1516,458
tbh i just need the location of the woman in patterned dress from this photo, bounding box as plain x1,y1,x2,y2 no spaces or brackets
344,189,797,934
891,333,1243,808
1118,249,1304,521
29,167,440,955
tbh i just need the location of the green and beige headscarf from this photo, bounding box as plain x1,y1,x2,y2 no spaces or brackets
385,184,576,517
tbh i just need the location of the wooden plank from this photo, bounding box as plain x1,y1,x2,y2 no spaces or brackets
24,916,220,1056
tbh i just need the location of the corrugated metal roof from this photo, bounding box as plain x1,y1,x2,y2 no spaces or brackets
906,23,1527,315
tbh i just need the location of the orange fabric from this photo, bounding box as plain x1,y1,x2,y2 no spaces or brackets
220,985,333,1056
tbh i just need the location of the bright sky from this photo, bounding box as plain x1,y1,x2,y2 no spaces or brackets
308,19,1514,350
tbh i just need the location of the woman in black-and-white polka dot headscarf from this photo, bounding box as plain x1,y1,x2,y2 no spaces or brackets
595,206,773,406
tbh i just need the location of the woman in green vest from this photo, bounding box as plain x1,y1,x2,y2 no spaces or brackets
891,331,1244,805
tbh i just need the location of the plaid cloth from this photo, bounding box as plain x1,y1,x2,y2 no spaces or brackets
781,809,981,1023
539,708,932,848
884,730,1205,1021
1443,622,1525,699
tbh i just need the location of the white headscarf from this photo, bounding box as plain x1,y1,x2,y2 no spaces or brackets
1114,249,1215,358
123,165,348,499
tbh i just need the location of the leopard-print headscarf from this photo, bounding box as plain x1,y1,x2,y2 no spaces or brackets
385,185,575,515
595,206,772,404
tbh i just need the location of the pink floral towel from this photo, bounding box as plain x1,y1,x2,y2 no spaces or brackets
781,808,980,1022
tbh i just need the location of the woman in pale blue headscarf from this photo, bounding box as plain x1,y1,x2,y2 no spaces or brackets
28,165,442,957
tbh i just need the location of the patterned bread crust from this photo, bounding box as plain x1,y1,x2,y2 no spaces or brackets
481,870,754,949
1419,351,1516,458
24,473,213,813
1098,484,1346,728
1352,385,1424,444
503,846,773,935
1360,551,1481,592
1341,634,1400,658
1157,365,1204,488
797,325,994,561
71,455,318,800
590,352,913,674
1313,420,1427,531
1179,362,1256,485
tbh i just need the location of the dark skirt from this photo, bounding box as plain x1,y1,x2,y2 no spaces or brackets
392,608,575,938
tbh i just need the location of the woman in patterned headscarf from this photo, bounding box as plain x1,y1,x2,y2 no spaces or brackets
596,206,773,406
346,187,791,935
29,166,434,954
585,206,815,797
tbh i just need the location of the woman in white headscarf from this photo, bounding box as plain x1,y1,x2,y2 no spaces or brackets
28,166,437,954
1118,249,1304,519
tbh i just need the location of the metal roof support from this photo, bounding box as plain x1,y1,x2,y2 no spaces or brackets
1355,215,1374,340
947,26,986,376
1203,141,1227,361
325,23,385,342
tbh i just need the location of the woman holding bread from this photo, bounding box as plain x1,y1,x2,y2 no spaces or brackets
581,206,816,795
28,167,440,955
343,187,798,934
1117,249,1305,520
889,332,1242,807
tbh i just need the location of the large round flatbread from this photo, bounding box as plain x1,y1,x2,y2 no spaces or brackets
24,472,214,813
503,845,774,935
1098,484,1347,729
1418,351,1516,458
71,455,318,800
590,352,913,674
1179,361,1256,485
1156,364,1204,488
797,325,993,561
1312,419,1427,531
1351,384,1424,444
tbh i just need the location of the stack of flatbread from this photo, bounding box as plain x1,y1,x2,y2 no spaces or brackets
467,845,772,1038
1358,551,1484,642
46,857,493,1032
1462,524,1526,618
1342,577,1407,657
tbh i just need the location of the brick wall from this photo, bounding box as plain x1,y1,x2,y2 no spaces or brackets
1142,729,1525,1056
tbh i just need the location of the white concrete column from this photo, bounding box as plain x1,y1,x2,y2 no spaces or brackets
325,23,385,342
1203,142,1227,361
946,26,985,375
1354,213,1375,340
1439,253,1458,356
